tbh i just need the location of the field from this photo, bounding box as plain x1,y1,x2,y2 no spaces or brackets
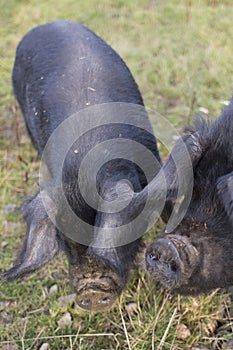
0,0,233,349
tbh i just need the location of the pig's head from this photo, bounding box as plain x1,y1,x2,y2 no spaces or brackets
145,109,233,295
0,193,126,311
146,216,233,295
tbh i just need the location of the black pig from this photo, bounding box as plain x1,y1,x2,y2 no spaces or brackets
144,99,233,295
1,21,162,311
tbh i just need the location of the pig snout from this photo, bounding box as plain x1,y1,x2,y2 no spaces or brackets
145,235,199,291
69,256,124,312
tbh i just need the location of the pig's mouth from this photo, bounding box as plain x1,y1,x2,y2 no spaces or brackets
145,235,199,291
69,256,124,312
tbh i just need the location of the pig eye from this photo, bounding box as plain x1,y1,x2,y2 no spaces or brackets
81,298,91,306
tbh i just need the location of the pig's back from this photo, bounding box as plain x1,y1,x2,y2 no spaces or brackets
12,20,146,152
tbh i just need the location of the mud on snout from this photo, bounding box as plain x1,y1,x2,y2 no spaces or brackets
145,235,199,291
69,256,125,312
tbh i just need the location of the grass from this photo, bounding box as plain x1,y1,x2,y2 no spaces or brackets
0,0,233,349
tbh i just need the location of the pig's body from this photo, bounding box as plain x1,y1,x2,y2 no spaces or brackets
145,99,233,294
2,20,161,311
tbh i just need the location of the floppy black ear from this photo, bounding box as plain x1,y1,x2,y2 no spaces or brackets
123,132,205,231
217,171,233,226
161,132,205,199
1,192,59,280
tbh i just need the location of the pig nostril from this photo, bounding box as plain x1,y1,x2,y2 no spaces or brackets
81,299,91,306
147,252,179,274
147,253,160,267
98,297,111,304
170,261,178,273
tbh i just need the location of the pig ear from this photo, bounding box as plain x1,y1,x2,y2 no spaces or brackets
217,172,233,226
1,192,59,280
127,132,205,221
157,131,204,200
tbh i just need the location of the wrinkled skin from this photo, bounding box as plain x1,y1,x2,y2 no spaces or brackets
145,99,233,294
1,20,162,311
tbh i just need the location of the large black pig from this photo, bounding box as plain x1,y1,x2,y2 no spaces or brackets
144,99,233,295
1,21,163,311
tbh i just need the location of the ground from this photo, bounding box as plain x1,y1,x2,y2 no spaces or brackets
0,0,233,349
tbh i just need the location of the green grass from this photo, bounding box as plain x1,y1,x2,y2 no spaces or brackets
0,0,233,349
